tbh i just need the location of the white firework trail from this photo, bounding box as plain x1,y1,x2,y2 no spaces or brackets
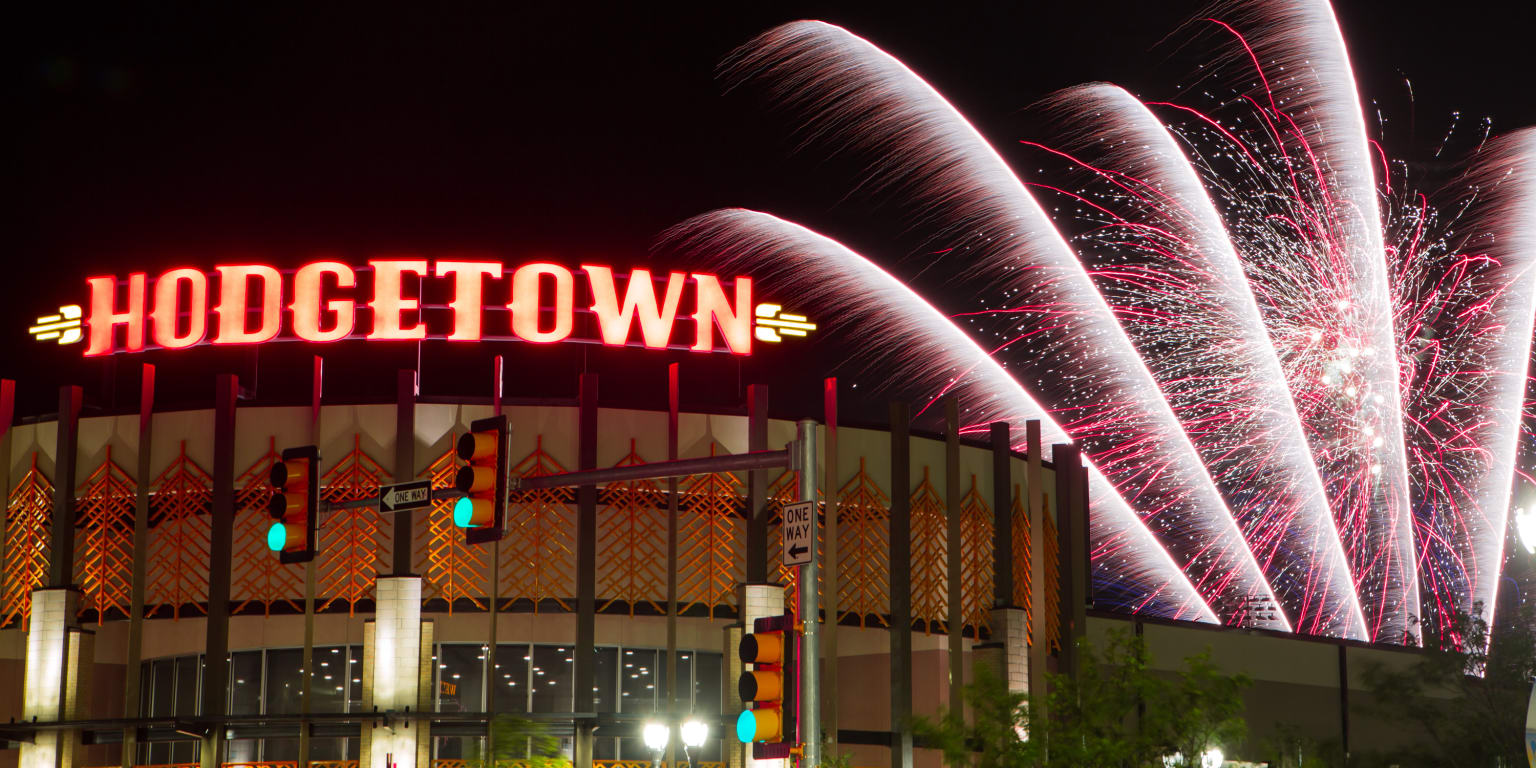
1179,0,1421,642
661,208,1218,623
1031,83,1366,638
1398,127,1536,642
726,20,1289,629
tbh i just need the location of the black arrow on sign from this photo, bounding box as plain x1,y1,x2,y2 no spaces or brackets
788,543,809,559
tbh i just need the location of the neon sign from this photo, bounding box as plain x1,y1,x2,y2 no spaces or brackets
50,260,815,356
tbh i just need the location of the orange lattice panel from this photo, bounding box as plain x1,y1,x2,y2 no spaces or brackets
232,439,304,615
836,457,889,628
500,436,576,612
908,467,948,634
417,439,488,613
74,447,135,622
596,440,667,615
3,454,52,629
318,435,391,615
959,475,994,636
677,445,744,618
147,442,212,619
1010,484,1031,641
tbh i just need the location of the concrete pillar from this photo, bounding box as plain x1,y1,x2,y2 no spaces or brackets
981,607,1029,697
360,576,432,768
733,583,788,768
19,587,91,768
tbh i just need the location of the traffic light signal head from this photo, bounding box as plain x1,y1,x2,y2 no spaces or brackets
737,614,797,757
454,415,510,544
266,446,319,563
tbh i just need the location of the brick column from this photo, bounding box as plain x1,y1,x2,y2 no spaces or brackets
19,587,91,768
361,576,432,768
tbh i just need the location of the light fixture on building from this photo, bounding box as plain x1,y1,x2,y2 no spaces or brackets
1514,506,1536,555
642,721,670,768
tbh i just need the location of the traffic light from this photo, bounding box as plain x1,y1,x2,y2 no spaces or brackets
736,614,797,758
266,445,319,563
454,414,510,544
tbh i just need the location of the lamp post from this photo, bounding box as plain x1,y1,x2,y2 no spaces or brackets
643,721,670,768
680,718,709,768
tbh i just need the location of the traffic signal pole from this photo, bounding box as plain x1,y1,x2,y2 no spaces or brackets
793,419,820,768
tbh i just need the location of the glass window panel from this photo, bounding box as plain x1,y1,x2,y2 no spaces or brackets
693,652,722,713
265,648,304,715
618,736,657,761
619,648,657,714
592,736,616,760
592,647,617,713
309,737,346,761
347,645,364,711
149,659,174,717
226,739,258,764
265,738,298,762
175,655,199,716
437,644,485,713
229,651,262,716
530,645,573,713
311,645,346,714
492,644,530,713
673,651,694,712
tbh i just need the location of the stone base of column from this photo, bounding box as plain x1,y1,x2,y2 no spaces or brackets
732,583,787,768
20,587,90,768
360,576,432,768
988,607,1029,696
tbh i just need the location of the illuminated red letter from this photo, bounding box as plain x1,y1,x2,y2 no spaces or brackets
508,263,573,343
434,260,501,341
151,268,209,349
584,265,685,349
367,259,429,340
690,274,751,354
212,265,283,344
291,261,356,342
84,273,147,356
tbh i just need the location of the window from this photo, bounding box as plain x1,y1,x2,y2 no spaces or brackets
530,645,574,713
491,643,530,713
437,644,486,713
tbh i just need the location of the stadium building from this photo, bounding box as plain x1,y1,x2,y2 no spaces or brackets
0,258,1439,768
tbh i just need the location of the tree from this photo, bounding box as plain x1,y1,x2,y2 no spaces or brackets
1361,602,1536,767
914,629,1252,768
465,713,567,768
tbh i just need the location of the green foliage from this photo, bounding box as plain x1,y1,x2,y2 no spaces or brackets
1360,603,1535,768
464,713,567,768
913,629,1252,768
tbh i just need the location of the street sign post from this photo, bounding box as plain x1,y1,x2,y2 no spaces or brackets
379,480,433,513
781,500,815,567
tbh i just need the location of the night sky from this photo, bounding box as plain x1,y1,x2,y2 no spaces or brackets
10,2,1534,429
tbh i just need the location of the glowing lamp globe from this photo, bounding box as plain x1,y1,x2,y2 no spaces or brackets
266,522,288,551
642,721,669,751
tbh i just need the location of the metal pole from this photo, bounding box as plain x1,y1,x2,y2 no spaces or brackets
795,419,819,768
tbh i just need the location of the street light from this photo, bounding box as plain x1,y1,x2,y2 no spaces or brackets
1514,506,1536,555
642,721,670,768
680,718,709,768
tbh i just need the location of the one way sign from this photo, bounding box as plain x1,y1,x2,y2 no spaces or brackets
379,480,433,512
781,500,816,567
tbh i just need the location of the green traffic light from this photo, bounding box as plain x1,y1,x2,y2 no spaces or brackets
267,521,287,552
736,710,755,743
453,496,474,527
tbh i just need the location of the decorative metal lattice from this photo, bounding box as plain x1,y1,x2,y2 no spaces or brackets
2,454,52,629
74,447,135,622
501,437,576,612
318,436,391,615
232,439,304,616
147,442,212,619
909,467,948,634
677,446,744,618
418,439,489,613
596,440,667,615
959,475,994,636
836,457,889,627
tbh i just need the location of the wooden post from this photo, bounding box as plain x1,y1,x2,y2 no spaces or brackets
989,423,1012,608
665,363,680,767
300,357,321,768
123,367,154,765
1025,421,1047,705
201,374,238,768
745,385,769,583
573,374,598,768
822,378,839,747
48,385,83,587
944,399,963,716
889,401,912,768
